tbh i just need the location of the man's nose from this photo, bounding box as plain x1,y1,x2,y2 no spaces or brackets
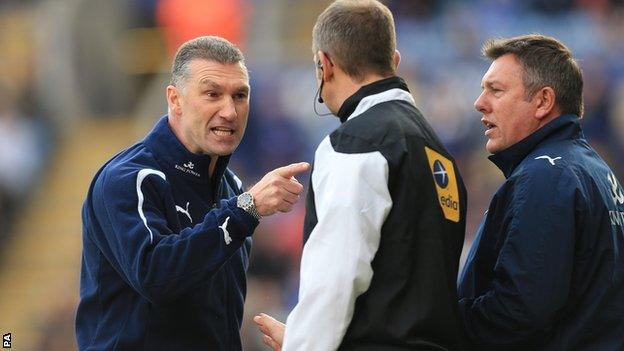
474,91,488,114
219,97,237,121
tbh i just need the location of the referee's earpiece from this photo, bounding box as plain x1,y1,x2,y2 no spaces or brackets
316,59,325,104
314,58,330,113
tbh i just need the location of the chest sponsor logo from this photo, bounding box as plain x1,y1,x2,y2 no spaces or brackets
425,146,460,222
608,172,624,206
607,172,624,227
175,161,201,178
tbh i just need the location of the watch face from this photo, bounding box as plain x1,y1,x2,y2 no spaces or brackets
238,193,252,207
237,192,259,219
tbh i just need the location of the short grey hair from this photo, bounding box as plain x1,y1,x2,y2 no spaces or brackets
170,36,247,89
312,0,396,80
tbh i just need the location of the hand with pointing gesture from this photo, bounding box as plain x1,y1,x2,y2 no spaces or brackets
248,162,310,216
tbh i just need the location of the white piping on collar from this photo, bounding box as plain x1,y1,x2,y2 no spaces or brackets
347,88,416,121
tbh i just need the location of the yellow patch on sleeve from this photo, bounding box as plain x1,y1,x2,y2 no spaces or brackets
424,146,460,222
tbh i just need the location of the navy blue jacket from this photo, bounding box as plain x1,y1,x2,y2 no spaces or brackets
458,114,624,350
76,116,258,350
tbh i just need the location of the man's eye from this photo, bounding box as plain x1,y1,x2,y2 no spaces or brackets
235,93,248,100
206,91,220,98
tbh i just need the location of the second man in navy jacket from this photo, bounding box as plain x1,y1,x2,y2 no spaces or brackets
459,34,624,350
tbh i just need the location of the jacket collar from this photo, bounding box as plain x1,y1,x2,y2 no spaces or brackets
143,116,230,185
489,114,582,178
336,76,414,123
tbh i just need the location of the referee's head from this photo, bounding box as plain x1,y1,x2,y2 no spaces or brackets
312,0,398,81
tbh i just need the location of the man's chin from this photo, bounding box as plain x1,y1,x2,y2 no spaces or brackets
209,146,238,157
202,141,240,157
485,141,501,154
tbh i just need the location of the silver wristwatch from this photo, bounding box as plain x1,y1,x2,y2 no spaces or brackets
237,192,261,220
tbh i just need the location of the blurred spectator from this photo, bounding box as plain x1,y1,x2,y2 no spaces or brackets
0,86,49,242
156,0,250,52
0,3,55,243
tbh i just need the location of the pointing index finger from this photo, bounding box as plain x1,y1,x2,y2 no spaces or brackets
276,162,311,179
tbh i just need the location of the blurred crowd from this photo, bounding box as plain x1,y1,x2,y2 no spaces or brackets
0,1,55,246
0,0,622,350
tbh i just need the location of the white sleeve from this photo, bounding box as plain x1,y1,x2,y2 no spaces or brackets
282,137,393,351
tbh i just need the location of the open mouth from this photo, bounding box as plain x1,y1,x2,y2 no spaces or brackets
211,127,235,136
482,119,497,137
482,119,497,130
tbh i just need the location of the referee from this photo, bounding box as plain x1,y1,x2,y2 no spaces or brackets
255,1,467,350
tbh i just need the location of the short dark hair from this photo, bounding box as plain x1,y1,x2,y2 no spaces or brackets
312,0,396,80
170,36,247,88
482,34,584,116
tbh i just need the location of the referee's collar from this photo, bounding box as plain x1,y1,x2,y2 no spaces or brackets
336,76,414,123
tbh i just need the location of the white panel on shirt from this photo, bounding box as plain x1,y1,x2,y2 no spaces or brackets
282,136,393,351
348,88,415,121
232,173,243,192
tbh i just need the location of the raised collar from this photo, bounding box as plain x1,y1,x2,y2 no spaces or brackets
143,116,231,184
489,114,582,178
336,76,414,123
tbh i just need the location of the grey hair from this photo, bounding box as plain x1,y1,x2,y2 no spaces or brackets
170,36,248,90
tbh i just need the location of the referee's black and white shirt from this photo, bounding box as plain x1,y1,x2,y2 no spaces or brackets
283,77,467,351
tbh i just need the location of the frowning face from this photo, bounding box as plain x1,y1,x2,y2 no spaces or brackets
168,59,250,157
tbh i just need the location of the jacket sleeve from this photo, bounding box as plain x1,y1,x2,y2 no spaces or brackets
90,167,258,305
459,166,580,347
282,137,392,351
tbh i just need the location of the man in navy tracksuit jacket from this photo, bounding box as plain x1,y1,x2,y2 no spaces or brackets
76,36,308,350
458,35,624,350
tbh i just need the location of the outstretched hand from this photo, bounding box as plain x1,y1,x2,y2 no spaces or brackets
248,162,310,216
253,313,285,351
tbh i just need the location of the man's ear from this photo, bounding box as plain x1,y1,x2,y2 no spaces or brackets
394,49,401,70
166,85,183,117
315,57,323,80
316,50,334,81
534,86,557,120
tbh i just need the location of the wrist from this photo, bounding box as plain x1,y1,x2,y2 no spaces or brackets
237,192,261,220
